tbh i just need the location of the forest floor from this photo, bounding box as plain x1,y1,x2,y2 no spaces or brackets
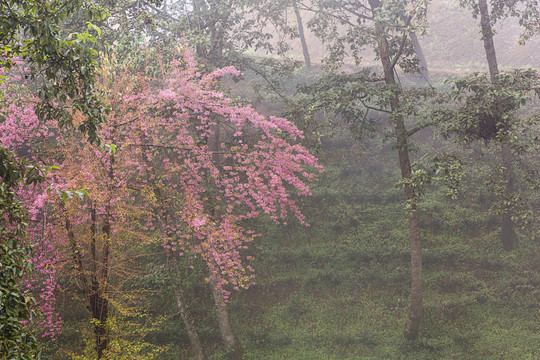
227,134,540,360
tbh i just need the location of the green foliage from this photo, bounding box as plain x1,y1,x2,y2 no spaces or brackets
0,148,43,359
222,129,540,359
439,69,539,142
459,0,540,43
0,0,109,143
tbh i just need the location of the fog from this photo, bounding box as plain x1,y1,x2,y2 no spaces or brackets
3,1,539,359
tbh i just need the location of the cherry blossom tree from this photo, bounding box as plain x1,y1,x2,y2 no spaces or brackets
1,49,322,358
0,65,63,346
101,50,323,358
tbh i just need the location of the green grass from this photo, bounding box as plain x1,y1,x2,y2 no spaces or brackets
50,132,539,359
227,134,540,359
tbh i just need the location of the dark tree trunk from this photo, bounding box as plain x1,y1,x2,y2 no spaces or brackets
478,0,499,82
92,153,115,359
478,0,515,251
292,0,312,69
90,283,109,359
64,203,110,359
368,0,423,340
89,204,109,359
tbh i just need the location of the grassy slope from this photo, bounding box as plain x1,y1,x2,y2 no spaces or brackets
227,133,540,360
49,116,539,360
47,92,539,360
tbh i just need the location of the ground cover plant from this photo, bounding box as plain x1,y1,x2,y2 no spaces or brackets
230,131,540,360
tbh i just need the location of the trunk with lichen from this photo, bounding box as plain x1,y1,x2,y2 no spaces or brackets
171,256,206,360
209,274,243,360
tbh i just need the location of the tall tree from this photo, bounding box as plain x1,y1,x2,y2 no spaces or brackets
288,0,437,340
478,0,515,251
453,0,540,251
4,49,322,358
0,1,107,357
126,50,322,358
368,0,422,339
292,0,312,68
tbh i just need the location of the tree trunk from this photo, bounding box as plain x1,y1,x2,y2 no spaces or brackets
63,203,109,359
500,140,515,251
368,0,423,340
478,0,515,251
171,255,206,360
209,274,243,360
89,204,109,359
90,284,109,359
91,153,115,359
140,136,207,360
207,125,243,360
478,0,499,83
292,0,312,69
409,32,429,83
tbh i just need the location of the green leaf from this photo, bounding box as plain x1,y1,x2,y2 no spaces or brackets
86,22,101,36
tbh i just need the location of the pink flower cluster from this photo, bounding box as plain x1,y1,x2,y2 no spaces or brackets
0,75,62,339
0,50,323,341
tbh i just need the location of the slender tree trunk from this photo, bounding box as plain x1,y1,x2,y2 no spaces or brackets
209,274,243,360
397,119,423,340
478,0,499,83
208,124,243,360
171,255,206,360
409,32,429,82
368,0,423,340
478,0,515,251
292,0,312,69
92,153,115,359
139,135,207,360
89,204,108,359
63,203,109,359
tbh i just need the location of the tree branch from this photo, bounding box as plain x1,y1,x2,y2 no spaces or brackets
389,15,413,71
